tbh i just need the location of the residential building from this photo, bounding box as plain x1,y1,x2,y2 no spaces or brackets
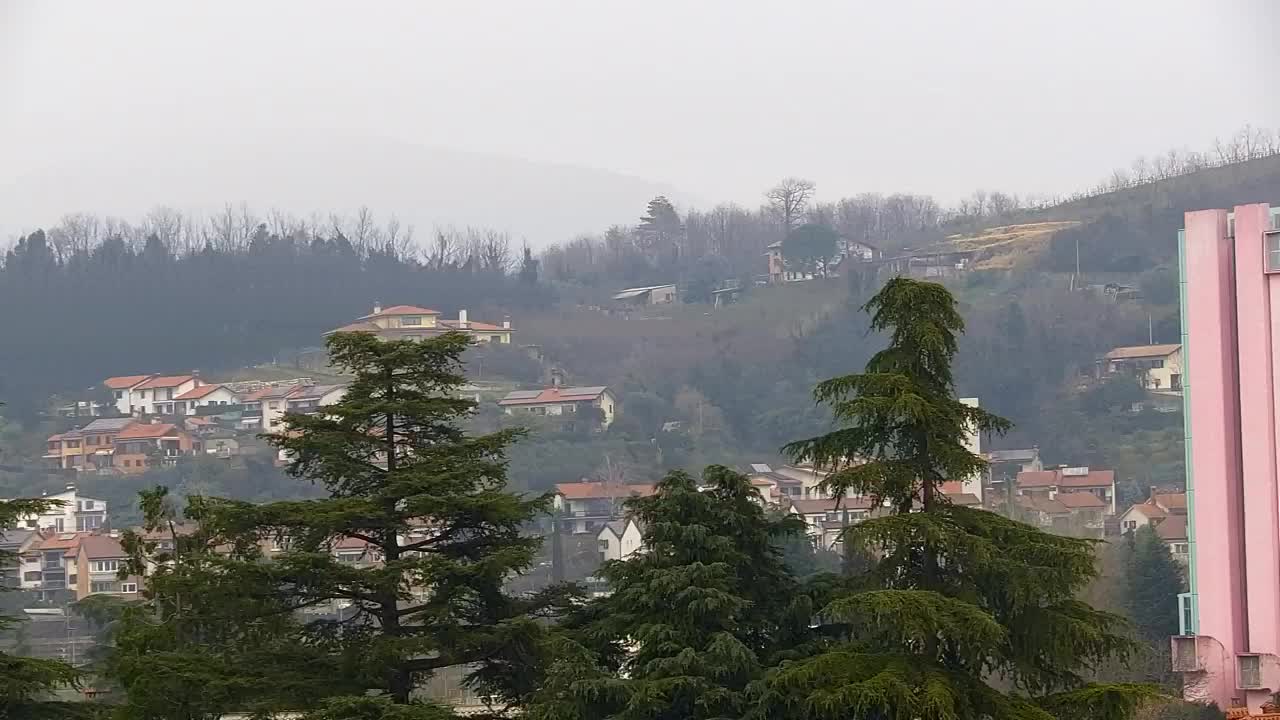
597,518,644,562
1015,466,1117,515
45,418,139,472
240,385,297,433
285,384,348,414
959,397,983,501
19,532,83,598
745,463,834,501
329,304,513,344
986,447,1043,473
7,486,108,533
75,533,139,600
43,429,86,471
1101,344,1184,392
611,284,677,306
552,482,656,535
788,497,874,550
0,528,38,587
1118,490,1188,535
112,422,199,473
103,374,154,415
498,386,616,429
1155,516,1190,565
132,374,205,415
174,384,240,414
765,237,879,284
1174,203,1280,710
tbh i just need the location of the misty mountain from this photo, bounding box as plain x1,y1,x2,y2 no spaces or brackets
0,131,685,248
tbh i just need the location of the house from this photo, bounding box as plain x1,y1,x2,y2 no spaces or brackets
711,285,743,308
1015,466,1117,514
1016,495,1074,531
1053,491,1108,538
7,486,108,533
611,284,677,306
553,482,656,534
1153,515,1190,564
765,236,879,284
43,430,86,471
75,532,139,600
132,374,206,415
0,528,39,587
240,385,297,432
745,463,834,502
78,417,138,471
19,531,83,597
498,386,617,429
329,304,513,344
787,497,875,550
1118,490,1188,535
174,383,240,414
103,375,154,415
331,535,382,569
285,384,347,414
597,518,644,562
112,422,199,473
986,447,1043,473
1101,344,1183,393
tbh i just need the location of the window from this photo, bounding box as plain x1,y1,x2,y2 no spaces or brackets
402,316,421,326
1123,520,1137,532
90,581,116,594
90,560,119,573
1240,655,1262,688
77,515,102,532
1268,232,1280,273
115,390,123,399
54,518,65,533
336,551,365,564
1173,543,1189,555
24,571,41,582
121,583,138,593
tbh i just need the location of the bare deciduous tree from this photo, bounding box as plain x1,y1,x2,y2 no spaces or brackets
765,177,816,232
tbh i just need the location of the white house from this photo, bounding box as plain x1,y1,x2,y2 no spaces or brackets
499,386,617,429
174,384,240,415
1118,490,1187,535
1101,344,1183,393
597,518,644,562
103,375,154,415
130,375,205,415
9,486,108,534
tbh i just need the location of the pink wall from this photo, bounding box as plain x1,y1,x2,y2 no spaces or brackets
1184,209,1246,681
1234,204,1280,653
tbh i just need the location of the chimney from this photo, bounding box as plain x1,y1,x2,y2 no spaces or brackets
458,309,469,329
373,301,383,315
65,483,76,493
503,315,511,330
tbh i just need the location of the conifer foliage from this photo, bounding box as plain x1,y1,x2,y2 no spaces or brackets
770,277,1156,720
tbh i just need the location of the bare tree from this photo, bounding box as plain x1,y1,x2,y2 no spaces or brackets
765,177,816,232
426,228,460,270
475,228,514,273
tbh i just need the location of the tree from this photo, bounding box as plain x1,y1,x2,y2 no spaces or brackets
637,196,683,258
519,242,540,286
0,498,85,717
1125,526,1185,644
526,466,814,720
765,178,816,233
772,278,1154,720
188,332,567,706
781,223,839,278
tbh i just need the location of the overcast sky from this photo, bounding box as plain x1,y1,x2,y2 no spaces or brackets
2,0,1278,241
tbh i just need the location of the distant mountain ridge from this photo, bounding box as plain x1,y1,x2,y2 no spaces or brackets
0,131,687,248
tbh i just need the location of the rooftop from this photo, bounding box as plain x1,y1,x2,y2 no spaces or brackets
1055,491,1107,509
80,418,137,433
499,386,609,406
104,374,153,389
612,284,676,300
359,304,441,318
136,375,197,390
554,481,656,501
1103,344,1181,361
1017,467,1115,489
1154,515,1188,542
175,384,228,400
115,423,183,440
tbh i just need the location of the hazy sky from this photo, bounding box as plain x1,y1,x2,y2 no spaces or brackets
3,0,1278,237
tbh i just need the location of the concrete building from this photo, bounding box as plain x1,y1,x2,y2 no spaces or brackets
1101,344,1184,393
1175,204,1280,710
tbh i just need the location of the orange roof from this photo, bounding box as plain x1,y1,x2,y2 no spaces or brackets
1056,491,1106,509
175,384,223,400
1154,492,1187,511
78,533,126,559
1017,468,1114,489
32,532,86,555
1155,515,1188,542
328,321,381,334
136,375,195,390
104,375,153,389
115,423,182,440
555,482,655,500
360,305,441,318
500,386,610,406
1103,344,1181,361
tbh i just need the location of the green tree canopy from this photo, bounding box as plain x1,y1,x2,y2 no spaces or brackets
1125,525,1185,644
782,223,840,277
772,278,1156,720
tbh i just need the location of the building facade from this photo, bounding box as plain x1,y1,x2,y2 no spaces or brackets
1177,204,1280,710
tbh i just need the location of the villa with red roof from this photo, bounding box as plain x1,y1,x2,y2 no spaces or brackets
112,422,199,473
498,386,616,429
1015,465,1117,514
328,303,513,344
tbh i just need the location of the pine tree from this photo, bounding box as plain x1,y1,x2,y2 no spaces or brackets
768,278,1156,720
526,466,815,720
1125,525,1185,643
110,332,568,713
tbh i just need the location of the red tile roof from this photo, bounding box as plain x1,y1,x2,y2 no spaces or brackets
946,492,983,507
554,482,655,500
136,375,195,390
499,386,610,406
32,532,85,555
104,375,153,389
1154,492,1187,511
78,533,126,559
1103,344,1181,360
1018,495,1070,515
1017,468,1114,489
174,384,224,400
115,423,182,440
1154,515,1188,542
329,321,381,334
360,305,441,318
1055,491,1106,509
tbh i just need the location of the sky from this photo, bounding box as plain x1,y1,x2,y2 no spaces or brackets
2,0,1278,244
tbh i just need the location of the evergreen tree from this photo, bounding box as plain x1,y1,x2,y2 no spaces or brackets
637,196,682,255
769,278,1155,720
1125,525,1185,643
183,332,567,707
527,466,814,720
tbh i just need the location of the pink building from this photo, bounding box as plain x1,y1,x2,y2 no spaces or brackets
1177,203,1280,710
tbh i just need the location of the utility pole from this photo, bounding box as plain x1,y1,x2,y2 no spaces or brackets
550,510,564,584
1148,313,1154,344
1073,235,1081,291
